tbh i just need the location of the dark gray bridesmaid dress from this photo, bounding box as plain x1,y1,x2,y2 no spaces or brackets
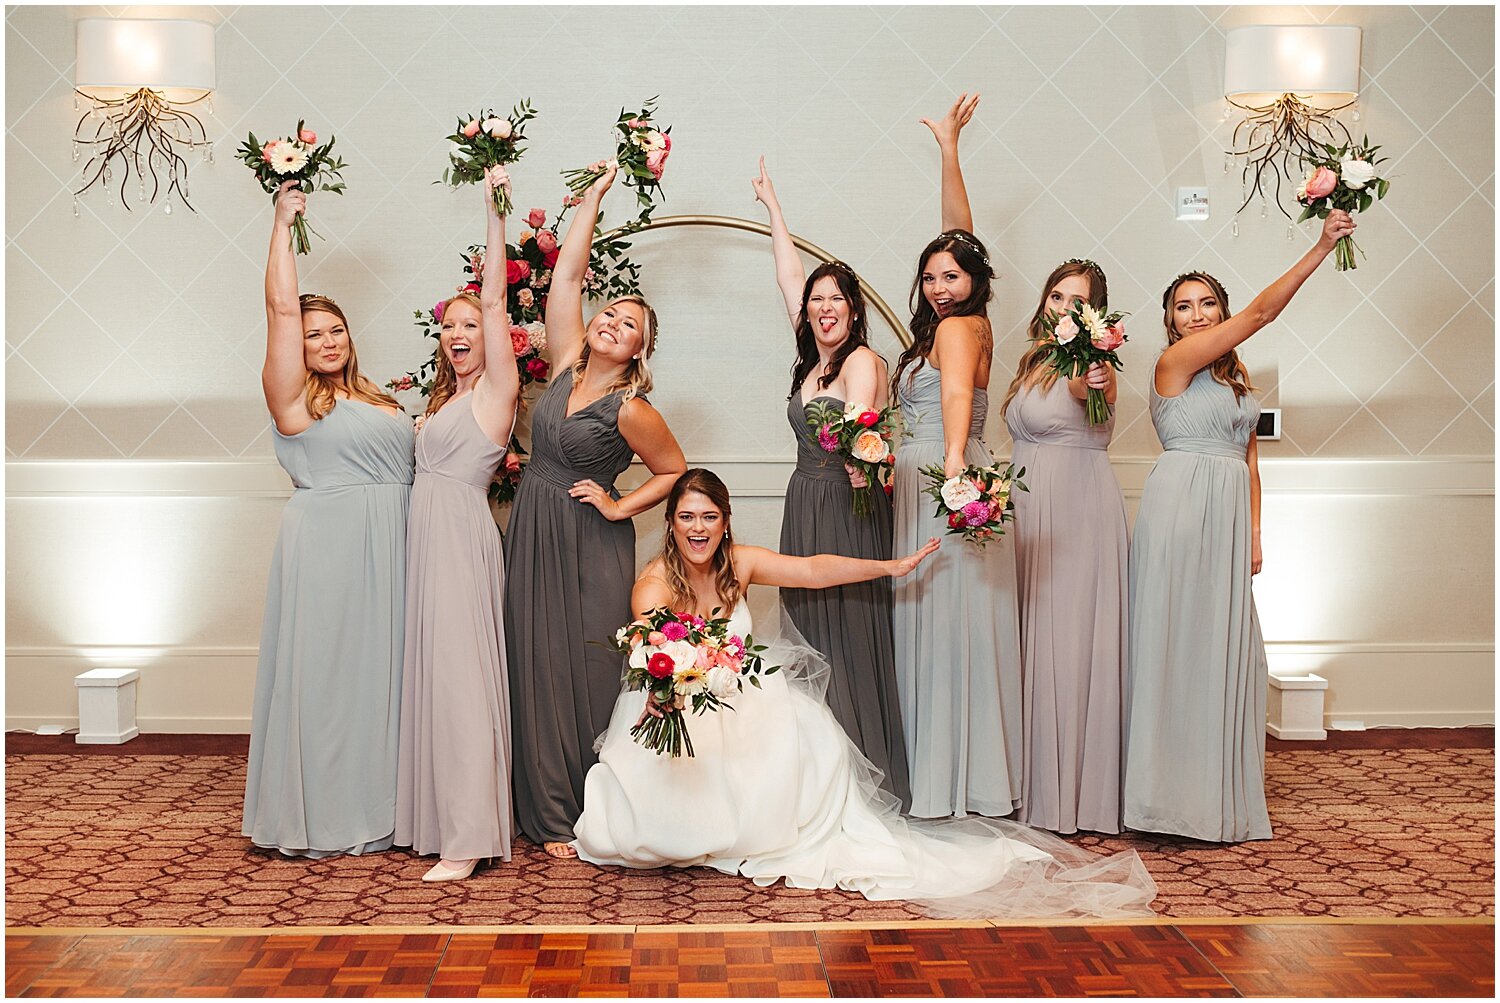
503,370,638,845
780,391,912,809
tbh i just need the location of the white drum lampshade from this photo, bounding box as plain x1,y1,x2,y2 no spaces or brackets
1224,25,1361,108
75,18,215,101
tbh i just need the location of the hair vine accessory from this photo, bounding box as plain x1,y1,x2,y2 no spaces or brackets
1063,257,1102,273
299,292,339,306
1168,270,1223,290
939,229,990,266
825,259,857,275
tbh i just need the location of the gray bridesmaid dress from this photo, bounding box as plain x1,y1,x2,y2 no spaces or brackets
243,399,414,857
504,370,638,845
780,391,912,809
395,394,514,861
1006,379,1127,834
891,363,1023,819
1124,365,1270,842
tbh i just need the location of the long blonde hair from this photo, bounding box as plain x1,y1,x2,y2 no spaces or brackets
1162,272,1255,399
659,469,741,615
424,291,483,418
1002,261,1109,415
568,294,658,402
299,295,402,420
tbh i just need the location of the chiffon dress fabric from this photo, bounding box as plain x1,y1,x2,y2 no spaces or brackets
395,393,515,862
890,363,1023,819
504,370,640,845
779,390,911,808
1125,365,1271,842
573,601,1156,919
1006,379,1128,834
243,399,414,857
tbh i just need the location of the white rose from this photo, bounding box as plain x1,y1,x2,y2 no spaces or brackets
1340,158,1376,190
628,643,651,670
660,639,698,674
706,664,740,700
483,118,512,140
940,476,981,510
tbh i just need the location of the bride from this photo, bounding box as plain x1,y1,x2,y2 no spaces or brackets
574,468,1156,917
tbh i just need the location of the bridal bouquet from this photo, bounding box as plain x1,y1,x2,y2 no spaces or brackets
561,97,672,226
1038,302,1127,426
920,463,1024,547
237,120,347,254
438,100,538,218
804,400,897,516
608,607,777,758
1296,136,1391,271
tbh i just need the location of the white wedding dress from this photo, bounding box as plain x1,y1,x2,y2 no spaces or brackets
573,601,1156,918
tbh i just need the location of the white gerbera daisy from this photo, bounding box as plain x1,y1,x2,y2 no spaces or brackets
272,143,310,175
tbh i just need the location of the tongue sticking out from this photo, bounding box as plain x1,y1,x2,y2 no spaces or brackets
819,318,837,333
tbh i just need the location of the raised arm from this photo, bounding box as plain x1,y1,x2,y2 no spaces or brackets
751,156,806,327
262,179,312,436
545,162,618,373
1157,210,1355,395
735,538,940,591
920,93,980,234
929,317,983,478
474,166,521,446
567,398,687,521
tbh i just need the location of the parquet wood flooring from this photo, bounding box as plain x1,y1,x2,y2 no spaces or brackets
8,922,1492,997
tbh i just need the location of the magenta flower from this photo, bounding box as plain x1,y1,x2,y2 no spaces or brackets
962,499,994,527
817,425,839,453
661,621,689,642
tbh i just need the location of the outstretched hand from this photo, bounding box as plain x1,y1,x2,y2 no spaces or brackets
920,92,980,148
892,537,942,577
751,155,779,208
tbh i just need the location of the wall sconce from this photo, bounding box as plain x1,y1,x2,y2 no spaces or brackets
1223,25,1362,226
73,18,216,215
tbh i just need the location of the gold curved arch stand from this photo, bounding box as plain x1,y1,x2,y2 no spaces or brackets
601,214,912,348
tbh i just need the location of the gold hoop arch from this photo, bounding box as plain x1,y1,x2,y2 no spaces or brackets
600,214,911,348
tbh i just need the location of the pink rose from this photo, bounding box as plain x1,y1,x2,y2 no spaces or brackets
535,230,559,254
1092,323,1125,352
695,645,713,669
962,499,994,527
390,375,413,392
1299,166,1338,202
506,260,531,285
433,300,446,324
626,118,646,129
858,410,880,427
647,652,674,680
517,288,534,308
661,621,689,641
647,631,666,646
510,325,530,355
646,148,669,181
461,119,480,139
298,128,317,144
563,194,583,208
261,140,277,163
526,208,547,229
1054,315,1079,345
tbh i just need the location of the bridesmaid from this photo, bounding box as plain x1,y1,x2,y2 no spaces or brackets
1125,209,1355,842
890,93,1024,819
244,179,413,857
395,168,521,882
749,156,912,809
1002,259,1126,835
504,162,687,859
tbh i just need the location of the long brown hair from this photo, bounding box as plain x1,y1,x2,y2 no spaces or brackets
1002,260,1109,415
788,262,875,399
1162,272,1254,399
424,291,483,418
298,295,402,420
659,469,742,615
891,229,995,394
568,294,658,402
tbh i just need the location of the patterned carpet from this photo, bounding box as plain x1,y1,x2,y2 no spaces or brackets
5,739,1492,927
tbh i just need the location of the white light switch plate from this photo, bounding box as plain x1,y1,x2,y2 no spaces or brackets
1176,186,1210,221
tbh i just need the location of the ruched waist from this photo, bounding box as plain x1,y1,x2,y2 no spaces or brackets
1012,437,1109,452
792,453,854,482
903,429,985,445
414,468,491,492
294,479,411,492
525,454,615,493
1163,437,1246,460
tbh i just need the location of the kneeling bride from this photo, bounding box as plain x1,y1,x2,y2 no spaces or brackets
574,469,1155,918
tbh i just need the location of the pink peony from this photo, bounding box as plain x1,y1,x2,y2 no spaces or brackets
1092,323,1125,352
510,325,530,355
535,230,559,254
1299,166,1338,202
526,207,547,229
694,645,713,669
298,128,317,144
461,119,480,139
962,499,994,527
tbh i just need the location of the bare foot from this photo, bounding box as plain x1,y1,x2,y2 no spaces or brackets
543,841,578,859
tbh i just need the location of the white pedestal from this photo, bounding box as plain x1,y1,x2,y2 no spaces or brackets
74,667,140,744
1267,671,1328,740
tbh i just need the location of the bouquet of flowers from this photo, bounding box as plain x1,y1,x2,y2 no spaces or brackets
920,463,1024,547
438,100,537,218
607,607,778,758
1296,136,1390,271
804,401,897,516
1038,302,1127,426
237,120,347,254
561,97,672,226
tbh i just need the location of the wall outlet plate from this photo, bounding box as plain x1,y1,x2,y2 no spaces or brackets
1257,407,1281,440
1176,186,1210,221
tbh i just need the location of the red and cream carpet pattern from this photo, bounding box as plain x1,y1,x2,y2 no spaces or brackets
5,734,1492,927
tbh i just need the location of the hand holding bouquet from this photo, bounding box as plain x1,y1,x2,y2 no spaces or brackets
562,98,672,224
805,400,897,516
1297,136,1389,271
1038,302,1127,426
237,120,347,254
607,607,777,758
920,462,1025,547
439,100,538,218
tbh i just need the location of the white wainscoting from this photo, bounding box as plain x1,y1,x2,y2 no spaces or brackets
6,457,1493,733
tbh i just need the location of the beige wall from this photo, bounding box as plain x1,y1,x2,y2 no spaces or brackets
6,6,1494,730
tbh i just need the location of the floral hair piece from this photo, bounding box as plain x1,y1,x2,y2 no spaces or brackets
939,229,990,266
299,292,339,307
1063,257,1102,274
1167,271,1224,293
